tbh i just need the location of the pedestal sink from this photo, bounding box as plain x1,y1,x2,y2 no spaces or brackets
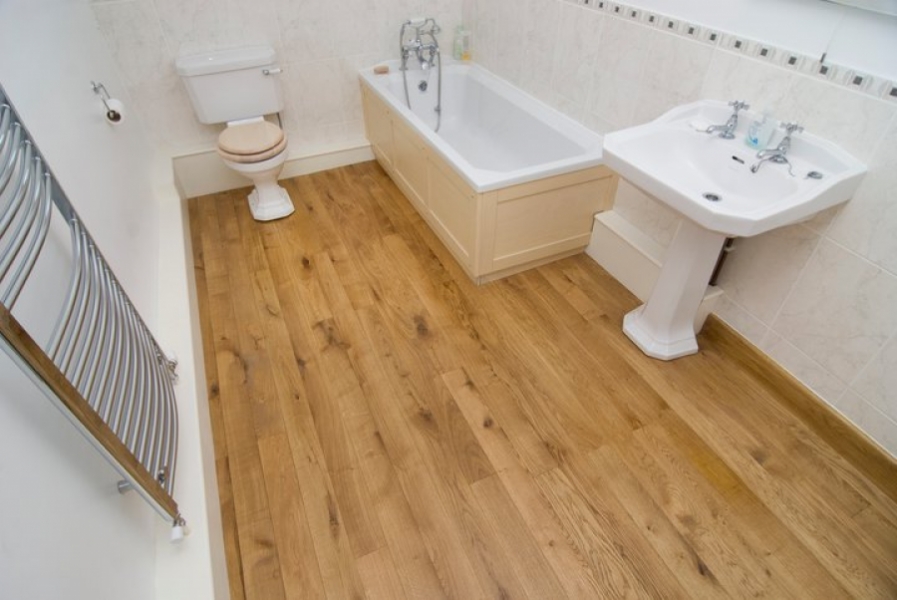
602,99,866,360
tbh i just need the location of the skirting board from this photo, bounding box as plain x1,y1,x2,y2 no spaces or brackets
585,210,722,331
172,143,375,199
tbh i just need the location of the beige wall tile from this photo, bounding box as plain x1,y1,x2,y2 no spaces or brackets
850,334,897,422
716,223,818,324
760,332,847,405
828,119,897,274
772,239,897,383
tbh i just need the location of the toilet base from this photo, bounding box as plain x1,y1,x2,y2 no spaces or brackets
247,183,294,222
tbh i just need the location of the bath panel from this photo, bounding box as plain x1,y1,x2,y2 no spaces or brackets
360,62,616,283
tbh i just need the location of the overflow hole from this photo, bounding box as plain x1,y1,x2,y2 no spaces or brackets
703,192,721,202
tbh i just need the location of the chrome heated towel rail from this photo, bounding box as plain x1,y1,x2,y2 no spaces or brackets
0,84,180,523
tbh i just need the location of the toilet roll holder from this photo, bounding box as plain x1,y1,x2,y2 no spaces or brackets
90,80,123,123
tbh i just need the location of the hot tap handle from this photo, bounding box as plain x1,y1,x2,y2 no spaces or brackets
728,100,750,112
780,122,804,135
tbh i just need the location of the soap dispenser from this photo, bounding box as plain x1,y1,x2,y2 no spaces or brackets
746,110,777,150
453,25,471,61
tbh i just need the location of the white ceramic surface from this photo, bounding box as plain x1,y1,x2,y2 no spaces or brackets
603,99,867,237
359,60,604,192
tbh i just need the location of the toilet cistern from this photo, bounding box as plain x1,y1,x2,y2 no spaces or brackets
175,46,294,222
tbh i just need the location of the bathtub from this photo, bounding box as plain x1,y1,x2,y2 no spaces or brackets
359,60,617,283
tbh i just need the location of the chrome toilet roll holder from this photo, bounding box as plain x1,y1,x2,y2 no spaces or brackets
90,80,122,123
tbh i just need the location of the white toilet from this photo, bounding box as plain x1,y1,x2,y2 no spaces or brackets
176,46,294,221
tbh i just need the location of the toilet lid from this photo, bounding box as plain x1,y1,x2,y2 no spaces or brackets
218,121,285,155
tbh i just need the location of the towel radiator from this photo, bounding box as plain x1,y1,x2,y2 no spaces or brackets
0,84,181,524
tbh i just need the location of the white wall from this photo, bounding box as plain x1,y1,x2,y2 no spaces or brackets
1,1,226,599
471,0,897,456
0,0,162,597
90,0,463,159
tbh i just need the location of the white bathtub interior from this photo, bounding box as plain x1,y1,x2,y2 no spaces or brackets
364,61,604,192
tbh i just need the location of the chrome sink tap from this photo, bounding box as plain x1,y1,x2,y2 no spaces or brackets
704,100,750,139
750,122,804,173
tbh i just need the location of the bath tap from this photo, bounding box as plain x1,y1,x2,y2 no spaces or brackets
418,43,439,70
750,122,803,174
704,100,750,139
400,18,441,72
398,17,443,132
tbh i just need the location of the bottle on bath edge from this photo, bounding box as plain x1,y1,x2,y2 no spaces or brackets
453,25,471,61
745,109,777,150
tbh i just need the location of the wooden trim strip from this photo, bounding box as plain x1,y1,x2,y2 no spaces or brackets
0,303,178,520
702,315,897,502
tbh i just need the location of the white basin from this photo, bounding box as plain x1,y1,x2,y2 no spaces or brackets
603,100,866,237
602,100,867,360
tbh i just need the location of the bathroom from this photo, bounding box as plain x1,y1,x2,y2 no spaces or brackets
0,0,895,598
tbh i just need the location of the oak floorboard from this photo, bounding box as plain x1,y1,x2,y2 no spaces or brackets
189,161,897,600
356,547,407,600
190,198,248,600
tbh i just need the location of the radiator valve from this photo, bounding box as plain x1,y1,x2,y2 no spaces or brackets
170,515,190,543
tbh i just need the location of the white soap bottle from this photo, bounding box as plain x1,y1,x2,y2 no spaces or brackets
746,110,776,149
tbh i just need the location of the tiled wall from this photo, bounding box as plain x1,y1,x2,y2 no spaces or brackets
90,0,462,156
471,0,897,456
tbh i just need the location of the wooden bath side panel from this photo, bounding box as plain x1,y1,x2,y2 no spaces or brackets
391,117,429,212
361,85,393,168
360,79,618,283
428,157,478,271
489,166,615,273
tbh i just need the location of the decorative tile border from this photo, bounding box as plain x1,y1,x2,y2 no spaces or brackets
575,0,896,103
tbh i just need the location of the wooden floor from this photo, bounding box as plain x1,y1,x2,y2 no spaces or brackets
188,161,897,600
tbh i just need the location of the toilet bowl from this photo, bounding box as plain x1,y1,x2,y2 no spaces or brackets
217,118,294,221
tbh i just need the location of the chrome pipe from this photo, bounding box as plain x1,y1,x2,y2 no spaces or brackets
107,288,132,431
133,340,157,465
0,142,34,238
51,222,90,368
47,219,84,358
3,172,53,309
0,157,43,291
141,331,163,476
0,123,21,194
59,229,94,377
94,265,125,421
134,308,165,470
160,375,178,493
70,243,105,392
115,298,142,442
0,105,11,146
83,255,109,410
155,337,177,486
121,303,150,454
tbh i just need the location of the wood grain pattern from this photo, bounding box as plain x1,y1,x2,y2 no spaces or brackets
189,162,897,600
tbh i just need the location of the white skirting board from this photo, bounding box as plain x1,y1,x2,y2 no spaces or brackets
152,165,230,600
172,143,375,199
585,211,722,331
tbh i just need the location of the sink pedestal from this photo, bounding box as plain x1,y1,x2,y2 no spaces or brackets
623,219,726,360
